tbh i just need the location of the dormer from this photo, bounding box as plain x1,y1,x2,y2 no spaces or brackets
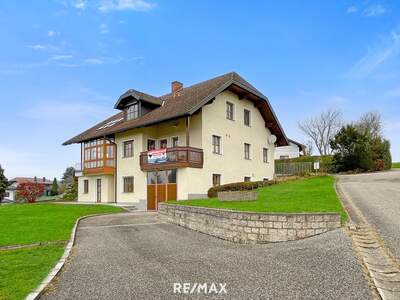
114,89,162,121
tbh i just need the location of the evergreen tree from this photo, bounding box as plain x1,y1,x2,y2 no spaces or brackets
0,164,8,202
50,177,59,196
62,167,75,184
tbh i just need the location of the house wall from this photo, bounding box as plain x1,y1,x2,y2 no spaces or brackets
274,142,300,159
178,90,275,199
77,175,114,203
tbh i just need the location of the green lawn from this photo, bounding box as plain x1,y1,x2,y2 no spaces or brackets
0,203,123,246
170,176,347,221
0,203,123,300
0,245,64,300
392,162,400,169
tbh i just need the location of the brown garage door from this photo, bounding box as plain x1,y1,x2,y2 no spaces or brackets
147,170,177,210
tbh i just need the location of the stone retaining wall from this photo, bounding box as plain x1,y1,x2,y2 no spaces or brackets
218,190,258,202
158,203,341,244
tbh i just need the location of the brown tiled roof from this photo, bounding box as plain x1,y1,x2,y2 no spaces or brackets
9,177,53,185
63,72,288,146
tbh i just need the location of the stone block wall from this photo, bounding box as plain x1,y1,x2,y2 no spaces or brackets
218,191,258,202
158,203,341,244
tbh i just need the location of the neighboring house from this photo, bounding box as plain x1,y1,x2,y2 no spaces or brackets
274,139,306,160
63,72,289,210
6,177,53,201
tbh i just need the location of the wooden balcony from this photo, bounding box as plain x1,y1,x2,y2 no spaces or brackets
140,146,203,171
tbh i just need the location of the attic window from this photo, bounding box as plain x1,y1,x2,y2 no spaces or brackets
126,103,139,120
97,118,123,130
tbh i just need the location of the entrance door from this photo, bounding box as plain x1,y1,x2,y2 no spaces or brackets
96,179,101,203
147,169,177,210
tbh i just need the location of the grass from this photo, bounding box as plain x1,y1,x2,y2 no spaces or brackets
0,245,64,300
0,203,123,247
0,203,123,300
392,162,400,169
170,176,347,221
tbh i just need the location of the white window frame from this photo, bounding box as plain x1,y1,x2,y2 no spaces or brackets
263,147,269,163
244,143,251,160
244,108,251,127
212,173,222,187
226,101,235,121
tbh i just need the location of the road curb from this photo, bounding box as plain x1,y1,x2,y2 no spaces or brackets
25,211,129,300
336,176,400,300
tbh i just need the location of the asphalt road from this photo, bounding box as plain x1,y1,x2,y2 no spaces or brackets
42,212,370,300
338,170,400,261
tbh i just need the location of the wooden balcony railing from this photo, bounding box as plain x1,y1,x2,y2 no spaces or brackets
140,146,203,171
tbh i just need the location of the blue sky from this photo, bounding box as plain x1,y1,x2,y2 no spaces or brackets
0,0,399,179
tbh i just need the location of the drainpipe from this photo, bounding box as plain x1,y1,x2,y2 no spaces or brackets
105,136,118,204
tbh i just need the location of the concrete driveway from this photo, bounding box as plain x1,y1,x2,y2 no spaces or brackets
42,212,370,299
338,170,400,261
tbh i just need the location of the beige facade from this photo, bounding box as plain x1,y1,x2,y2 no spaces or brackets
77,91,276,208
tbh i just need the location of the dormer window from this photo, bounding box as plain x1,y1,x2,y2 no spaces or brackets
126,103,139,120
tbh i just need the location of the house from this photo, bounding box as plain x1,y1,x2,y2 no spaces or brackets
5,177,53,201
274,139,306,160
63,72,288,210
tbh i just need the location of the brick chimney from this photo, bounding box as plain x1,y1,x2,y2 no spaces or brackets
34,176,37,182
171,81,183,95
42,177,46,182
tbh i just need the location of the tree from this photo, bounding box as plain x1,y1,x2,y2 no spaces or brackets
330,125,374,172
303,140,314,156
298,109,343,155
63,182,77,201
50,177,59,196
16,182,44,203
0,164,8,202
61,167,75,185
356,111,382,139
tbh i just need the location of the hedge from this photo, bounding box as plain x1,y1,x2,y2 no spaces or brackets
275,155,334,173
207,180,276,198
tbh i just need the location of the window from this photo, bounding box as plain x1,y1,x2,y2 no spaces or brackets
263,178,269,181
280,155,289,160
123,177,134,193
160,139,168,149
212,174,221,186
147,139,156,151
212,135,221,154
172,137,179,147
84,180,89,194
123,140,134,158
244,143,251,160
244,109,251,126
126,103,139,120
5,192,9,198
263,148,269,163
226,102,234,120
244,176,251,182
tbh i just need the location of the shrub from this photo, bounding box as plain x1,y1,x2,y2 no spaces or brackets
16,182,45,203
207,180,276,198
275,155,334,173
63,182,77,201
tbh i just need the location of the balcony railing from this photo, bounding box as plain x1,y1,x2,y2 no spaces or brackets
140,146,203,171
82,138,116,176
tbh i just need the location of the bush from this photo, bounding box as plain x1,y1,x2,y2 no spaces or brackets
63,182,77,201
16,182,45,203
207,180,276,198
275,155,334,173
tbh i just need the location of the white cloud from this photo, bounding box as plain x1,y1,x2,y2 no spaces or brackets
49,55,73,60
72,0,87,10
47,30,57,37
98,0,155,12
363,4,387,17
28,44,47,50
347,6,357,14
84,58,103,65
99,23,109,34
346,27,400,78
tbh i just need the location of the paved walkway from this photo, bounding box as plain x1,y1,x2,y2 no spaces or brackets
338,170,400,261
42,212,370,299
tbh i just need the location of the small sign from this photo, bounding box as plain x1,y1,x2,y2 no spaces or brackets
313,161,320,170
148,148,167,164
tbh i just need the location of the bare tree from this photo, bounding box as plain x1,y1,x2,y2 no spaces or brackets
303,140,314,156
356,111,382,139
298,109,343,155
